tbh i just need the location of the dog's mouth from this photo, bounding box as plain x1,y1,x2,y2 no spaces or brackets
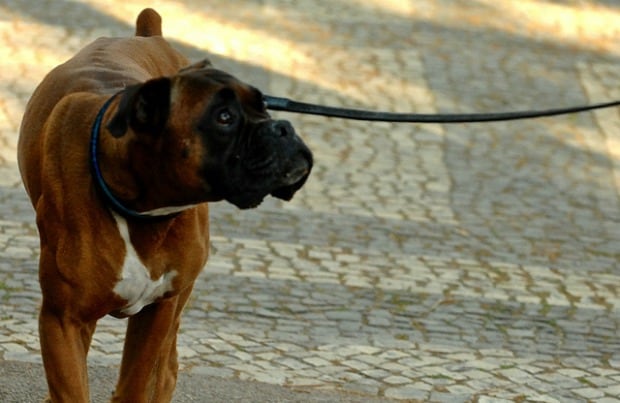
269,154,312,200
224,150,312,209
280,159,311,186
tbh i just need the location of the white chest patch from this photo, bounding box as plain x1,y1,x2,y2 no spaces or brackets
113,215,177,316
140,203,198,217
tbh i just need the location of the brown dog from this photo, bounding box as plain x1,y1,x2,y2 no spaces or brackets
18,8,312,402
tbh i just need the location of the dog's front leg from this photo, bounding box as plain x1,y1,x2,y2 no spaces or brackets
112,286,193,403
39,302,97,403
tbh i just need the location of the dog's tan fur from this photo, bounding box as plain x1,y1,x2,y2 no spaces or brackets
19,9,212,402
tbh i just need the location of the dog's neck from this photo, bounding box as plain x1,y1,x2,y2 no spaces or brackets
90,94,185,221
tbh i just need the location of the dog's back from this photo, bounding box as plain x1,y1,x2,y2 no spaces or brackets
18,8,187,202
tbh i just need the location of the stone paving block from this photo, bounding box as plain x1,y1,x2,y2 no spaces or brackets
384,385,430,400
594,399,620,403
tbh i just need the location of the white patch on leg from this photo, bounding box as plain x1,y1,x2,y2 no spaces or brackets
113,215,177,316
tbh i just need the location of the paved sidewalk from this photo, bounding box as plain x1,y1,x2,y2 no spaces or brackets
1,0,619,402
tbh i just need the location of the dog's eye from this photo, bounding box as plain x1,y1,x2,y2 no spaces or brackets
216,108,234,125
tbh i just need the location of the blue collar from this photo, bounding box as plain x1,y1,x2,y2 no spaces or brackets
89,93,176,221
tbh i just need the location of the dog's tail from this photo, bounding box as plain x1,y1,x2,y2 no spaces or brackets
135,8,162,37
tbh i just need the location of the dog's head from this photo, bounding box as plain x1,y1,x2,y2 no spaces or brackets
106,60,312,210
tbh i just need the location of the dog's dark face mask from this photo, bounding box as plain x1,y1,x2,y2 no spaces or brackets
193,72,313,209
106,65,312,210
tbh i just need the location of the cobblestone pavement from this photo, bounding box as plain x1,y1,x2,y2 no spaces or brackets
1,0,619,401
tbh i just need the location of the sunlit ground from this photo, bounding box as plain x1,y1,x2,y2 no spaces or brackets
0,0,618,165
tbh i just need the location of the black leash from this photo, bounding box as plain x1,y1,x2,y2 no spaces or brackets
263,95,620,123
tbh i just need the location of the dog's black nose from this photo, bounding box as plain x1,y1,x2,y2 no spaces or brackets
257,120,296,139
274,120,294,137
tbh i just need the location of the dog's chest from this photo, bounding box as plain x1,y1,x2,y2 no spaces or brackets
113,216,177,316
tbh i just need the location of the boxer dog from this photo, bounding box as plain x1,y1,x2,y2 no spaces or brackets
18,8,312,402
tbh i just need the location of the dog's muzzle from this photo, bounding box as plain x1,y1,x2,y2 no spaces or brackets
223,119,312,209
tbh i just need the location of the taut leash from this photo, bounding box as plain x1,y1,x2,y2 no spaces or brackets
263,95,620,123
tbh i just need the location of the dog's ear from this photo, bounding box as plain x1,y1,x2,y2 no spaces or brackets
107,77,171,137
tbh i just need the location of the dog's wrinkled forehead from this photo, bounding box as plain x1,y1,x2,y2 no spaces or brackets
177,62,267,114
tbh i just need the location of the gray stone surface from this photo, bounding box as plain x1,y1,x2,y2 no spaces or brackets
0,0,619,401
